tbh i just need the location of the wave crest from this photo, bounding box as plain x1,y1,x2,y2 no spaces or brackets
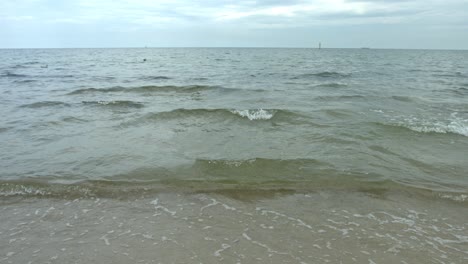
69,85,222,95
401,121,468,136
313,82,348,88
1,71,28,78
124,108,306,127
380,114,468,137
145,108,278,121
82,100,144,108
140,76,171,80
20,101,70,108
292,71,351,79
230,109,275,120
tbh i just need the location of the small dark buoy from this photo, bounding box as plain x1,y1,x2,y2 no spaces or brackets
143,59,147,62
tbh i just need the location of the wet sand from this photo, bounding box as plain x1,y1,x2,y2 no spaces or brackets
1,190,467,263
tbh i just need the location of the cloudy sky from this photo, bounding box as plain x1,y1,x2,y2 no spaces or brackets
1,0,467,49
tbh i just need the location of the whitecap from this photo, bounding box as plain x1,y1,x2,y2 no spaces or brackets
439,193,468,202
394,114,468,137
0,185,49,196
230,109,275,120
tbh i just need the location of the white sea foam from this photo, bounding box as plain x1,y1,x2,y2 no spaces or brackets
439,194,468,202
231,109,275,120
0,185,49,196
395,114,468,137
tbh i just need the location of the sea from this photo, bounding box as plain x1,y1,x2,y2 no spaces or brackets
0,48,467,263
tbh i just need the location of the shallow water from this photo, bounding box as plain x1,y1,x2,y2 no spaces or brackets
0,48,467,262
1,191,467,263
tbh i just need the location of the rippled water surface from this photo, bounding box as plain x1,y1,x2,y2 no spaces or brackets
1,48,468,263
1,48,467,195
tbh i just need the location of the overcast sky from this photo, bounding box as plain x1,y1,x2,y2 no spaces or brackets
1,0,467,49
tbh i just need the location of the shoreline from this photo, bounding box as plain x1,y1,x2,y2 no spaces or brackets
1,189,467,263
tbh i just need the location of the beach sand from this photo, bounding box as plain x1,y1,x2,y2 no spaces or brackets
1,190,467,263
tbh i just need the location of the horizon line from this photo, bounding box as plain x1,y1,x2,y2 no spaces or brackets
0,46,467,51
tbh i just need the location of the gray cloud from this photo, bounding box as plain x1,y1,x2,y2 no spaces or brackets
1,0,467,49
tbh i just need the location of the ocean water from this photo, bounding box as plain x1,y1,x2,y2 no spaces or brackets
1,48,467,263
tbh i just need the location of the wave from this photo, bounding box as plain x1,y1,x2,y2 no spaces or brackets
93,76,116,81
151,108,277,120
451,87,468,96
82,100,144,108
391,96,414,102
432,72,466,78
121,108,315,129
313,82,348,88
377,115,468,137
61,116,87,123
13,79,36,84
140,76,171,80
20,101,71,108
315,95,365,101
401,122,468,137
0,158,346,197
230,109,275,120
44,74,75,78
0,183,51,197
20,100,145,110
68,85,222,95
188,158,335,182
1,72,76,79
1,71,28,78
10,64,28,69
292,71,351,79
324,109,354,118
137,108,297,123
2,162,467,203
438,193,468,202
68,85,268,95
69,87,126,94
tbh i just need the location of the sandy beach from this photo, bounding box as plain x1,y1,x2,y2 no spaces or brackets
1,189,467,263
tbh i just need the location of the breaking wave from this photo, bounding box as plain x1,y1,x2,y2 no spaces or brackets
1,163,466,203
401,121,468,137
141,108,279,121
380,114,468,137
230,109,275,120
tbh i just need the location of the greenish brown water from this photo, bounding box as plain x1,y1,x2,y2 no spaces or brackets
1,48,467,262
